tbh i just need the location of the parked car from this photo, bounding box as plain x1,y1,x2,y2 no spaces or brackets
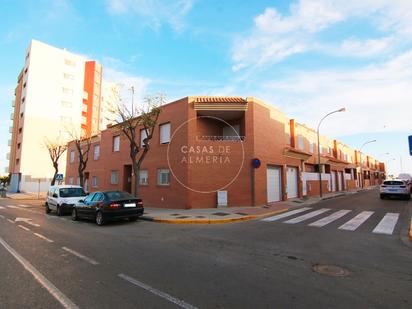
380,180,411,200
45,185,88,215
71,191,144,226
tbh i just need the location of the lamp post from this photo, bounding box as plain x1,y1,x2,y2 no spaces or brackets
129,86,135,116
359,139,376,188
317,107,346,198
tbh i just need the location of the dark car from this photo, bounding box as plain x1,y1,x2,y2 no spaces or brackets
71,191,144,225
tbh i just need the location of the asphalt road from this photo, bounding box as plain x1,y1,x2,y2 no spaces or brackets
0,189,411,309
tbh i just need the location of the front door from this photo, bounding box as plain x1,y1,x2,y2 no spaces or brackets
267,166,282,203
123,165,132,193
287,167,298,198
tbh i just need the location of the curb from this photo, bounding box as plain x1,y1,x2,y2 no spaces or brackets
140,208,289,224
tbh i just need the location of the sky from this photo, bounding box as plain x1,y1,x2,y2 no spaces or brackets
0,0,411,176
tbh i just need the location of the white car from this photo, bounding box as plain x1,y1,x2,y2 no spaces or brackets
45,185,87,215
380,180,411,200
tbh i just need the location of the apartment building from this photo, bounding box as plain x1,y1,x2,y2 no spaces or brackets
7,40,105,193
65,96,385,209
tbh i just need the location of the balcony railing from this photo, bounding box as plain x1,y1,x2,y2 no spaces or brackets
196,135,245,142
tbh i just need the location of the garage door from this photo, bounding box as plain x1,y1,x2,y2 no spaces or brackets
331,171,337,192
286,167,298,199
267,166,282,203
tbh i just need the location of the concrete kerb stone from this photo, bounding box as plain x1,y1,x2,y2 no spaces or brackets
139,188,372,224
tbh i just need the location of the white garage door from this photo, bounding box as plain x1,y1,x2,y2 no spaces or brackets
331,171,337,192
286,167,298,199
267,166,282,203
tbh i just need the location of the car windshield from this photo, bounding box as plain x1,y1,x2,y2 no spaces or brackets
383,181,404,186
105,191,135,201
59,187,87,198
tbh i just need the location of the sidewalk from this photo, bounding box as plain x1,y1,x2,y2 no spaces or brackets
3,192,46,200
141,189,366,224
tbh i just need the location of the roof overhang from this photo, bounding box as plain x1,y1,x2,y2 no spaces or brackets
191,96,248,111
284,147,312,160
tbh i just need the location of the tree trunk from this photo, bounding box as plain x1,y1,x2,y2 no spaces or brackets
51,162,59,185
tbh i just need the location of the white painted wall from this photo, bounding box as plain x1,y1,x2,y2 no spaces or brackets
17,40,87,192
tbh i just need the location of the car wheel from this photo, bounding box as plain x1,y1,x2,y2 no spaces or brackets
129,216,138,222
406,195,411,200
71,208,78,221
95,211,105,226
56,205,62,216
45,203,51,214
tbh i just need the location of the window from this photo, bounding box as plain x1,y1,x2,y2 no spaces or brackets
62,87,73,95
18,128,22,134
77,177,80,185
16,158,20,165
93,145,100,160
64,59,76,67
82,104,88,112
23,82,26,88
113,135,120,152
157,169,170,186
92,193,104,202
92,176,98,188
111,171,119,184
61,101,72,108
140,129,148,147
69,177,74,185
63,73,74,80
70,150,75,163
139,170,148,185
159,123,171,144
297,136,304,150
309,142,314,153
17,143,21,149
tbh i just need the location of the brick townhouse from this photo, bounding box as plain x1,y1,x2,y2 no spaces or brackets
65,96,385,209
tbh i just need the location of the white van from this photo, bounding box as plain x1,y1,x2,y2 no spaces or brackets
45,185,87,216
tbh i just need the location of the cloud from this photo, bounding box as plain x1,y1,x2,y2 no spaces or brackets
232,0,412,71
105,0,194,32
262,49,412,136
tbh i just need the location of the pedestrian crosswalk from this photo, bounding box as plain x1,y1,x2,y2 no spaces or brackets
262,208,400,235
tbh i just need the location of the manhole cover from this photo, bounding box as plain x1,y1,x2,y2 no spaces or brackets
312,264,349,277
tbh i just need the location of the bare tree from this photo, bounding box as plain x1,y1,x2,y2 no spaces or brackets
43,138,67,185
111,93,163,196
67,128,92,188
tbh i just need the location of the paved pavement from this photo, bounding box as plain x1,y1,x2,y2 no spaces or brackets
0,189,411,308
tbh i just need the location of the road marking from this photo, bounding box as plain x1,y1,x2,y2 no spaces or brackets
7,205,19,209
118,273,198,309
338,211,374,231
15,217,40,227
18,204,30,208
33,233,54,243
18,225,30,231
372,213,399,235
7,219,15,224
283,208,330,224
309,210,352,227
0,214,5,219
0,206,5,209
262,207,312,222
62,247,99,265
0,236,79,309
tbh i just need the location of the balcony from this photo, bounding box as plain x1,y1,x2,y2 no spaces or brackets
8,139,11,146
6,153,10,160
10,113,14,120
12,100,15,107
197,135,245,142
9,126,13,133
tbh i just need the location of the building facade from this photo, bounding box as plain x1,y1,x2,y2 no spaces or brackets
65,96,385,209
7,40,105,192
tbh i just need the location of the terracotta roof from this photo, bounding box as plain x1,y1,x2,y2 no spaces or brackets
192,96,247,104
321,155,348,164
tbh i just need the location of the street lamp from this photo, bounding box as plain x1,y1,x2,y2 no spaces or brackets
317,107,346,198
129,86,135,116
359,139,376,188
